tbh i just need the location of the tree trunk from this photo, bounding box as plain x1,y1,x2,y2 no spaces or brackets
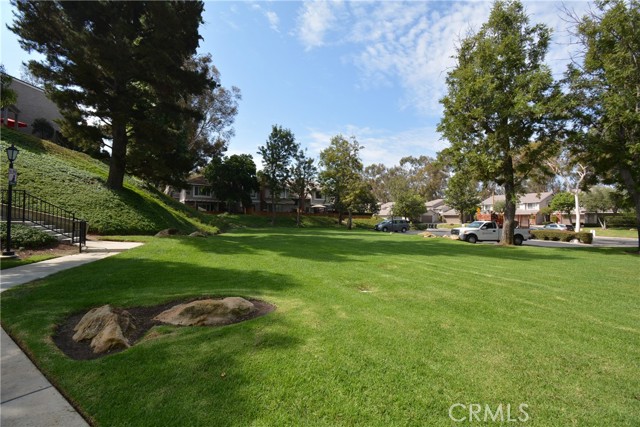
573,191,581,232
271,194,277,226
106,118,127,190
347,211,353,230
500,159,516,245
618,167,640,251
296,196,302,227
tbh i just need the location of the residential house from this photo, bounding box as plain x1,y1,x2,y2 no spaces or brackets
175,175,328,214
441,207,468,224
377,199,451,223
480,192,554,227
378,202,394,218
422,199,449,223
177,175,225,212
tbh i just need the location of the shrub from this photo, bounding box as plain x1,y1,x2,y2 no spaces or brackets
607,214,636,228
352,217,379,229
0,222,58,249
31,118,55,140
529,229,593,244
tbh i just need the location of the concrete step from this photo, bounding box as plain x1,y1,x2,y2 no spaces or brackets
18,223,72,242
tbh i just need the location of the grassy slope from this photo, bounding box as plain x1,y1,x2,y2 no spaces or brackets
0,129,223,235
1,229,638,426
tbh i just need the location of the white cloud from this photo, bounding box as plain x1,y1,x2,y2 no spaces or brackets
265,11,280,32
249,2,281,33
347,1,493,117
302,124,446,167
294,1,590,117
296,0,345,51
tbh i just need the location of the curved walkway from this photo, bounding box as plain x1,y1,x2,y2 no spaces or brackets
1,240,143,427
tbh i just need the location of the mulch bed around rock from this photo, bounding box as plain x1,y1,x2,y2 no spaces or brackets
53,297,276,360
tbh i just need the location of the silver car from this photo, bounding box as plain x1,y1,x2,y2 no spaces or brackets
543,223,574,231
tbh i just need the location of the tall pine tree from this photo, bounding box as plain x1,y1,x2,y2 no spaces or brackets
258,125,299,225
10,1,212,189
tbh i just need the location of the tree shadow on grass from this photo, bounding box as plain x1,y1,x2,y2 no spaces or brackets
0,257,303,426
1,257,297,324
107,313,304,426
172,229,582,264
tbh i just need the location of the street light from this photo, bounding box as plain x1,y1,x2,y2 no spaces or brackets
3,143,19,256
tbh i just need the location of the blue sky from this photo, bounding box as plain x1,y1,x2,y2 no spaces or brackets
1,1,591,168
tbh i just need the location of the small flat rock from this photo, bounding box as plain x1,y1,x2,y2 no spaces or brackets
154,298,255,326
155,228,180,237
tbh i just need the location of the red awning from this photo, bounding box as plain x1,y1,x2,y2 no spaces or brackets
1,118,28,128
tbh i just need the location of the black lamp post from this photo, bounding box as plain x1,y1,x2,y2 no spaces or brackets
3,144,19,256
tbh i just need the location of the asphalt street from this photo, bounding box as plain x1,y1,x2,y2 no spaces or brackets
404,229,638,249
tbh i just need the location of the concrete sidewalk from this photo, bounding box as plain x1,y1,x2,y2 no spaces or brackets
1,240,144,427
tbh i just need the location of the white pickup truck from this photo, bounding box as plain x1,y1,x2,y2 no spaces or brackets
451,221,530,245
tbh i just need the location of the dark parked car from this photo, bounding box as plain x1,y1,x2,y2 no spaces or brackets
374,219,410,232
543,223,574,231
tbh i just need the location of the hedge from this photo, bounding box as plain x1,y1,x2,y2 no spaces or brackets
529,229,593,244
0,222,58,249
606,214,637,228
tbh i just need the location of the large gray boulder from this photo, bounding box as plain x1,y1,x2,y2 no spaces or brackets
153,298,255,326
73,305,137,354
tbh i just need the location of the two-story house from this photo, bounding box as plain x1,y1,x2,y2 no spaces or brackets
175,175,328,214
480,192,553,227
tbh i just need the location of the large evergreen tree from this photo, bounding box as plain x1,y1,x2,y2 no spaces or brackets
444,172,481,224
319,135,375,229
203,154,258,213
565,0,640,250
438,0,563,244
290,149,318,227
258,125,299,225
10,1,212,189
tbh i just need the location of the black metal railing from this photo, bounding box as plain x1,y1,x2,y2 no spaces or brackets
1,189,87,252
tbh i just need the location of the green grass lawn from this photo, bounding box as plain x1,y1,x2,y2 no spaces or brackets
1,229,639,426
0,254,58,270
587,228,639,239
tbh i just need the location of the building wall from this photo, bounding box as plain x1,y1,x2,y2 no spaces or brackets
3,77,63,135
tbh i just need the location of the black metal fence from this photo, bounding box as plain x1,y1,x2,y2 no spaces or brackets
1,189,87,251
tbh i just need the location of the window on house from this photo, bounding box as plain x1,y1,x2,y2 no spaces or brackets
315,191,323,199
193,186,211,197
